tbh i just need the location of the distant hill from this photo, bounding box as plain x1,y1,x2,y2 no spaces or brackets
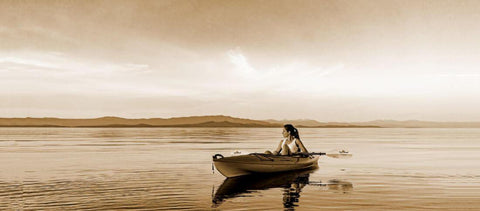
264,119,480,128
1,116,479,128
354,120,480,128
264,119,379,128
0,115,279,127
265,119,326,127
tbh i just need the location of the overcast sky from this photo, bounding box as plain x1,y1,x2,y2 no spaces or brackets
1,0,480,121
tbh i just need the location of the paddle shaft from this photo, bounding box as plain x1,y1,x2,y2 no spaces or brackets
308,152,327,156
290,152,326,157
302,152,352,158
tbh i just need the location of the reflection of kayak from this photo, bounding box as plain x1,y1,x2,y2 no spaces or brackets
212,153,320,177
212,169,315,208
212,168,353,209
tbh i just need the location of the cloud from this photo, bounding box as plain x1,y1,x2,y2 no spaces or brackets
227,49,255,73
0,51,151,75
437,73,480,78
1,51,153,72
0,51,161,96
0,56,60,70
224,49,341,94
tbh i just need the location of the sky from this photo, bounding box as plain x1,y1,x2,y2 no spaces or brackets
1,0,480,121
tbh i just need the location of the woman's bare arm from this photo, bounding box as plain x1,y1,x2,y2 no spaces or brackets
273,140,283,155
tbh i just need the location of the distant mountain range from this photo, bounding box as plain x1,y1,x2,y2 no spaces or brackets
1,115,480,128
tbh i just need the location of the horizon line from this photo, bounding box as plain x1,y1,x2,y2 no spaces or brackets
2,115,480,123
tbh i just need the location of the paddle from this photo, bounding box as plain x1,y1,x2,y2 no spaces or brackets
302,150,352,159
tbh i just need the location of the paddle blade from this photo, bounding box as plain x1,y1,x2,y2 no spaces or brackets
326,150,352,159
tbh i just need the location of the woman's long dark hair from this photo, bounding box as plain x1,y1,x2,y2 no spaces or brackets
284,124,300,139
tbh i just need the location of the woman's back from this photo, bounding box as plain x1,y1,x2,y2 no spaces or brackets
282,138,299,153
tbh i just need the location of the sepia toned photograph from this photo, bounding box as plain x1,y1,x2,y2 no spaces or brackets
1,0,480,210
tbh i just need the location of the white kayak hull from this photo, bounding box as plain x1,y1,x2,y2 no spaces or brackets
213,153,320,177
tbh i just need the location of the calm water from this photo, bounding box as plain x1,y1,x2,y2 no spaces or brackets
1,128,479,210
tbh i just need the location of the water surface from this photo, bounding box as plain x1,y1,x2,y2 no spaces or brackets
1,128,479,210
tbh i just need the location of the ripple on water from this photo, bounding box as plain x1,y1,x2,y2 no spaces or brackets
2,128,480,210
0,170,206,210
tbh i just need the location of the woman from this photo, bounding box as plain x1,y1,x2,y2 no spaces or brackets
266,124,309,155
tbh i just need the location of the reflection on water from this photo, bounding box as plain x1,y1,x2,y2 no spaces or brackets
0,170,202,210
212,169,353,210
282,172,309,210
1,128,480,210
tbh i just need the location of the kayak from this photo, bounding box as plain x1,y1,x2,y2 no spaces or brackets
212,153,320,177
